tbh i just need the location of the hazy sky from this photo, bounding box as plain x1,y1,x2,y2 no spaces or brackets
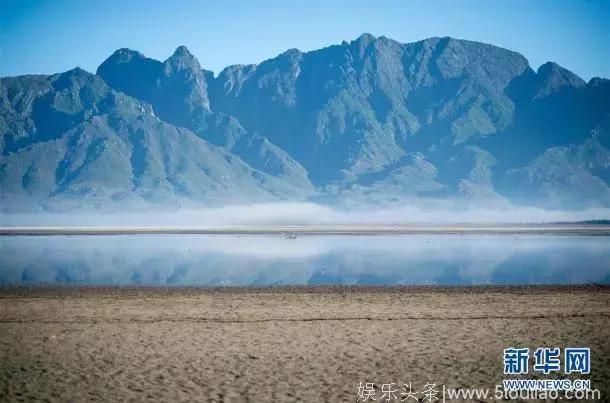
1,0,609,80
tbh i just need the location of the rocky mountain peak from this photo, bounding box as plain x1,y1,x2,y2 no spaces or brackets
172,45,192,57
166,46,201,70
535,61,586,97
104,48,146,65
160,45,210,118
353,33,376,47
97,46,210,126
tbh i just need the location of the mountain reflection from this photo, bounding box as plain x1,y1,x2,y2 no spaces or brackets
1,235,609,286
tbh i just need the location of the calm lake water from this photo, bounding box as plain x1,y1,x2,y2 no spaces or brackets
1,235,609,286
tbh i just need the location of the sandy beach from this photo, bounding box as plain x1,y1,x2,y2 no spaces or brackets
0,286,608,402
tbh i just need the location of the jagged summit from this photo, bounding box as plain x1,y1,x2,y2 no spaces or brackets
172,45,192,57
353,32,376,45
166,45,201,68
537,61,586,89
54,66,94,80
105,48,146,63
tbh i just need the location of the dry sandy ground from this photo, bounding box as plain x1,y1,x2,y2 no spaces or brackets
0,286,608,402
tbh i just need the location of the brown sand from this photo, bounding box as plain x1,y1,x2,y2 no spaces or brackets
0,286,608,402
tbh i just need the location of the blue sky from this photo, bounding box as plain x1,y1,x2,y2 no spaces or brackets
1,0,609,80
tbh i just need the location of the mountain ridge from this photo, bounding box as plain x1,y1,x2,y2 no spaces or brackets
1,34,608,211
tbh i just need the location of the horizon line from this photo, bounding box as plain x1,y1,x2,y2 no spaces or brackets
2,224,610,236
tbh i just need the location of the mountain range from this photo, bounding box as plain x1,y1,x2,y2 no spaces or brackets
1,34,609,212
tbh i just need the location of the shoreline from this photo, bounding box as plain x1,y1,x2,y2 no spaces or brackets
2,224,610,236
1,283,609,297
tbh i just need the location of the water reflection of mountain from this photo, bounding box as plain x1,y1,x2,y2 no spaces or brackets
1,235,609,286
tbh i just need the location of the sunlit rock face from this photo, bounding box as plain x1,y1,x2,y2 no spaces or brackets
1,34,609,211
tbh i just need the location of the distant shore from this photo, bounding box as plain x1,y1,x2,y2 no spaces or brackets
2,223,610,236
1,283,609,296
1,285,608,401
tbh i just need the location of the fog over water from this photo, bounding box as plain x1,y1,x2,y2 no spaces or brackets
2,202,608,286
2,202,610,227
